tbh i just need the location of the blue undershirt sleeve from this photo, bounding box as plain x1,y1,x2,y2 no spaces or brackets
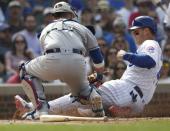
89,48,104,64
123,53,156,69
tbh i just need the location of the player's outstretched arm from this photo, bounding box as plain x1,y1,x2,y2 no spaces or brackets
117,50,156,69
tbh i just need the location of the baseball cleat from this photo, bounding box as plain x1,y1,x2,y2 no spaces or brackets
22,110,40,120
22,110,48,120
20,101,49,120
14,95,32,112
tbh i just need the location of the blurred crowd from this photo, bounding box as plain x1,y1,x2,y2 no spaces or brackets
0,0,170,84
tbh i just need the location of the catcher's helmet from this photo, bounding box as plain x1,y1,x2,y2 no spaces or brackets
129,16,157,34
53,1,77,18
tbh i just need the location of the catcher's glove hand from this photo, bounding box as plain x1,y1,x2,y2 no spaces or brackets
88,72,103,87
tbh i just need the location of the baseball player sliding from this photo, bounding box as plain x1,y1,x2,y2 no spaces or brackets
15,15,162,119
18,1,105,119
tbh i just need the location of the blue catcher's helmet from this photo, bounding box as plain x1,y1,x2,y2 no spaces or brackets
129,16,157,34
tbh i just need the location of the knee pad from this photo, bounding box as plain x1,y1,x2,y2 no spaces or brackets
19,62,29,80
19,62,47,110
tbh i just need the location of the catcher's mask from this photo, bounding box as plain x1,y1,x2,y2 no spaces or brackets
53,1,77,18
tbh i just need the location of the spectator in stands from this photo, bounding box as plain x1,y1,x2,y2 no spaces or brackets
105,48,118,69
80,8,94,26
161,25,170,50
15,14,42,56
5,34,34,83
128,0,156,27
32,5,44,27
96,0,116,34
0,23,12,56
7,0,24,34
0,55,10,83
159,60,170,82
97,38,108,63
37,7,54,32
112,36,129,52
94,17,103,38
93,11,103,38
43,7,54,25
113,60,127,79
16,0,32,16
0,5,5,24
116,0,137,27
104,55,127,81
86,0,97,12
0,0,9,13
104,16,136,53
163,44,170,63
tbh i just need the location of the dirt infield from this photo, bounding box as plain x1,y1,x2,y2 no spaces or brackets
1,117,170,125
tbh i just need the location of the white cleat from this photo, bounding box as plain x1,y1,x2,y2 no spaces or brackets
22,110,40,120
22,101,49,120
22,110,48,120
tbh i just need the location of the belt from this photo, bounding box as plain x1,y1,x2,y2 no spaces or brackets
45,48,83,55
134,86,143,98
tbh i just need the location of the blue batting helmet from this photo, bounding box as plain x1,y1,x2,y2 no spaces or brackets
129,16,157,34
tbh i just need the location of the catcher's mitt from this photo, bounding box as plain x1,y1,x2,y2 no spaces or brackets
88,72,103,87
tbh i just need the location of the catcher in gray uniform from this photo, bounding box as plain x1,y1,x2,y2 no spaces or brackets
19,1,105,119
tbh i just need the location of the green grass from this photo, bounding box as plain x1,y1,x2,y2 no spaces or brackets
0,119,170,131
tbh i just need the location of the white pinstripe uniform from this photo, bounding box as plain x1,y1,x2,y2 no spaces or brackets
99,40,162,112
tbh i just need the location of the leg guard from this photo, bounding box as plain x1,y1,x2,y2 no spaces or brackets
89,86,105,117
19,63,48,115
76,85,105,117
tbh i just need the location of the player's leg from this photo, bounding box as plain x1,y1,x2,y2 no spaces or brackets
69,83,105,117
19,62,49,119
48,93,94,116
15,94,94,117
19,53,71,119
98,79,145,116
63,56,104,117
